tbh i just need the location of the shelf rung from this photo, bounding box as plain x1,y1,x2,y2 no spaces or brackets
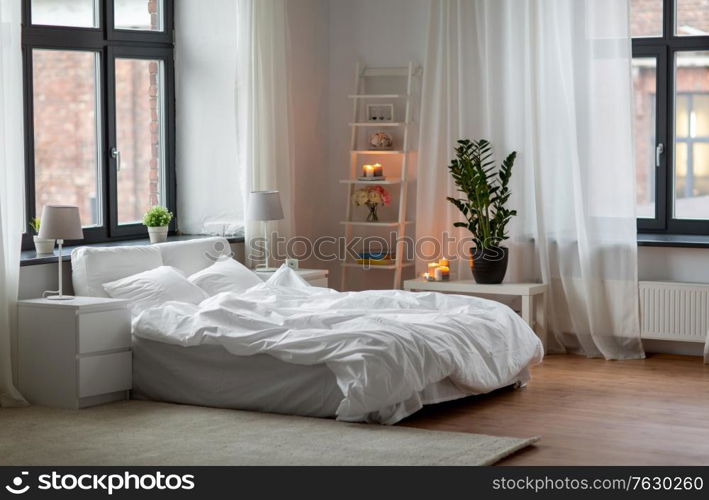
340,221,414,227
341,262,415,270
363,67,411,77
351,150,405,155
347,94,407,99
349,122,405,127
340,178,403,185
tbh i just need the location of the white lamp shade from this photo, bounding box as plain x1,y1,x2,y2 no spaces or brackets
247,191,284,221
38,205,84,240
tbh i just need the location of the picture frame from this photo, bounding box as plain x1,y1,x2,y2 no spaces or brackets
366,103,394,122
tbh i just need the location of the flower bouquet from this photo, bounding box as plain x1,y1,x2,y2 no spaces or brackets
351,186,392,222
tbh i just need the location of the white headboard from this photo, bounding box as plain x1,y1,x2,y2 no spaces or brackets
71,237,232,297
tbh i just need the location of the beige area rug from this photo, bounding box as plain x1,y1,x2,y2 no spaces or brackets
0,401,537,466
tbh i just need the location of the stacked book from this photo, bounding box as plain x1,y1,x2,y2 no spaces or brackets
356,251,395,266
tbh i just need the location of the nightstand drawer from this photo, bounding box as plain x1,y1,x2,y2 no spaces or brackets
79,352,132,398
78,309,131,354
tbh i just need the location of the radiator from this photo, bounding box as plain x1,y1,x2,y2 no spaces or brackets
639,281,709,342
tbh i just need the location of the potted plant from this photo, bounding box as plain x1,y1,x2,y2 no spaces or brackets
29,217,55,255
446,139,517,284
142,206,173,244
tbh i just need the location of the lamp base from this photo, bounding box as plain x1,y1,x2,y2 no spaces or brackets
45,295,76,301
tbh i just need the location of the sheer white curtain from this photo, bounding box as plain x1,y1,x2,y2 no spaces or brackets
417,0,644,359
238,0,294,264
0,0,27,406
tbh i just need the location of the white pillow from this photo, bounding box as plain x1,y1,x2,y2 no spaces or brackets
103,266,209,314
188,258,263,296
71,245,163,297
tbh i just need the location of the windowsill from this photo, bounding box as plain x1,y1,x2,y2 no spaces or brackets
20,234,245,267
638,233,709,248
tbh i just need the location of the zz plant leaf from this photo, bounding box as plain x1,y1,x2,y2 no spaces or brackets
446,139,517,249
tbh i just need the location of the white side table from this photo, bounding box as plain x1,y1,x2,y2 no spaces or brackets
17,297,132,409
255,268,329,288
403,279,547,345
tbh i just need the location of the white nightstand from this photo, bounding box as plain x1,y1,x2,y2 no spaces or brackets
255,268,329,288
17,297,132,409
403,279,547,347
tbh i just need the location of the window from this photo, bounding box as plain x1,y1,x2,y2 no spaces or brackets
632,0,709,234
22,0,175,248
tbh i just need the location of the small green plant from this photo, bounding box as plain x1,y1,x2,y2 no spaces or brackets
446,139,517,249
29,217,41,235
142,206,173,227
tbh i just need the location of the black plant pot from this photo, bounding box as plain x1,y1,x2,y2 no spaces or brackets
469,247,509,284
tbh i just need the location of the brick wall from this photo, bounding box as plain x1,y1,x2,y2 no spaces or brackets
631,0,709,35
33,50,161,228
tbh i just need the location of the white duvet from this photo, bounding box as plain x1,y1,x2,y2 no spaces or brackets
132,267,544,424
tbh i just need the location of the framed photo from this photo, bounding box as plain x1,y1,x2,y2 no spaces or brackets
366,103,394,122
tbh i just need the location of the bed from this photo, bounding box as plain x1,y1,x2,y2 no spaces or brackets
71,237,543,424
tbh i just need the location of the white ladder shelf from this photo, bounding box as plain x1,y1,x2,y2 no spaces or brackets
340,62,420,290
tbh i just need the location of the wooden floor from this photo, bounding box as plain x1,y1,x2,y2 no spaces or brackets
401,353,709,465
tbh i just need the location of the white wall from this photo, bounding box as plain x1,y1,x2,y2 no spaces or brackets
322,0,430,290
286,0,331,263
174,0,244,235
638,246,709,355
638,247,709,283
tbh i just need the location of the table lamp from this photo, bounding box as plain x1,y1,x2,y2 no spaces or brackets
247,191,284,272
38,205,84,300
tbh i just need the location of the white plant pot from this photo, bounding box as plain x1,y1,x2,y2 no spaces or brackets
147,226,169,244
33,236,56,255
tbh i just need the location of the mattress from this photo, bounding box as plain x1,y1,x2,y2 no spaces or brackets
132,337,484,419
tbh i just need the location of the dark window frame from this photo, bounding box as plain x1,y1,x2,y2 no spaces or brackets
634,0,709,234
21,0,176,250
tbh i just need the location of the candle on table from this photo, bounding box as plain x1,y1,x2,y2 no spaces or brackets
372,163,383,177
434,266,443,281
439,265,450,281
428,262,439,277
363,164,374,178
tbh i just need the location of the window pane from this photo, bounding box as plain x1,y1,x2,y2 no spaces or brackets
633,57,657,219
31,0,98,28
33,50,101,227
630,0,663,37
695,95,709,136
676,94,689,137
115,58,165,225
114,0,163,31
674,51,709,220
676,0,709,36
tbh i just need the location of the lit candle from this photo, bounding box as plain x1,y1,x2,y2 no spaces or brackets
439,265,450,281
428,262,439,277
373,163,383,177
363,164,374,178
439,257,449,267
434,267,443,281
423,272,431,281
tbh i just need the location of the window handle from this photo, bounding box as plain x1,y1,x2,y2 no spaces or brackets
111,147,121,172
656,143,664,167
